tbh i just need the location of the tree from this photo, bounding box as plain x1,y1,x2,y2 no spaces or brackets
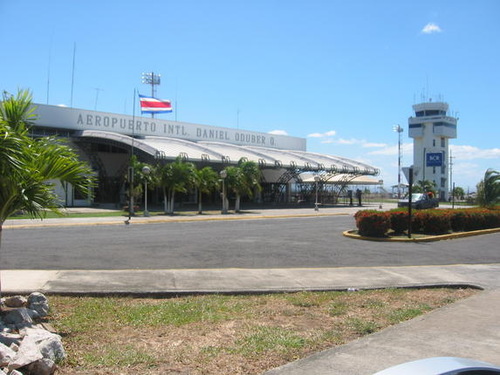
123,155,155,214
476,169,500,208
0,90,94,295
194,166,219,214
157,157,195,214
225,160,261,213
451,186,465,201
413,180,437,195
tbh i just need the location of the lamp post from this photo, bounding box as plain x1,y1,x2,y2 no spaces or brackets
220,170,228,214
142,166,151,217
393,124,404,199
314,175,320,211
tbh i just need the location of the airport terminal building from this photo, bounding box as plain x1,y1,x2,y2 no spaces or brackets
31,104,380,207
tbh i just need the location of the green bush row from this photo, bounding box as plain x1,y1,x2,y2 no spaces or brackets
354,207,500,237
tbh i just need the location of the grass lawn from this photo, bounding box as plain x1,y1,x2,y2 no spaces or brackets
49,288,476,374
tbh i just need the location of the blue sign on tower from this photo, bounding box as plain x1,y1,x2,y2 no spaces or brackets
426,153,443,167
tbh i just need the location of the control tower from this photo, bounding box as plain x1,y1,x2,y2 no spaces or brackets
408,101,457,201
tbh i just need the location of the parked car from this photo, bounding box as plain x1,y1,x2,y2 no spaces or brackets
373,357,500,375
398,193,439,209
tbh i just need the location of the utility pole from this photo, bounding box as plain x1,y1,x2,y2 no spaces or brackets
393,125,404,198
94,88,104,111
450,150,455,208
141,72,161,118
408,166,413,239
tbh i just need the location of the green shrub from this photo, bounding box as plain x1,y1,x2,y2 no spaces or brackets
415,211,451,234
411,211,424,233
477,209,500,229
450,210,468,232
353,207,500,238
355,210,390,237
462,211,485,231
388,209,408,234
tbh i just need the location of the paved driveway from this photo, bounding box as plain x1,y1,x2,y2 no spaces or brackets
3,216,500,269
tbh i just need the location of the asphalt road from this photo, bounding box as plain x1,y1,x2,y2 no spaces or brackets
3,216,500,269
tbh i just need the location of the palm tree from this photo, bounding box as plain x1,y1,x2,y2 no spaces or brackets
0,89,94,295
226,160,261,213
123,155,156,214
477,169,500,208
194,166,219,214
452,186,465,201
157,157,195,214
413,180,437,195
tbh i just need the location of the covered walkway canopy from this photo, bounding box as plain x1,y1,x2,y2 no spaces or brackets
74,130,380,205
75,130,379,175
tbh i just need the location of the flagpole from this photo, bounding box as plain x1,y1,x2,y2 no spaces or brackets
126,89,136,224
70,42,76,107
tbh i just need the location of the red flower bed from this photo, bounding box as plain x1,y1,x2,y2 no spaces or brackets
388,209,408,234
354,210,391,237
414,210,451,234
354,207,500,237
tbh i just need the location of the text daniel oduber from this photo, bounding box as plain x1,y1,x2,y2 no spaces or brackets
77,113,276,146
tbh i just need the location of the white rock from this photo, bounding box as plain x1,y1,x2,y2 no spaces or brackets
27,358,57,375
7,336,43,372
0,342,16,367
23,329,65,362
3,296,27,308
17,324,44,337
2,308,33,325
28,293,50,318
37,335,66,362
0,333,22,347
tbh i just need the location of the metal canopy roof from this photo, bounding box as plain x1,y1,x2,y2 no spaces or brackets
300,173,382,185
75,130,378,175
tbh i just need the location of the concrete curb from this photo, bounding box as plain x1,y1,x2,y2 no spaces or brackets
342,227,500,242
3,212,349,229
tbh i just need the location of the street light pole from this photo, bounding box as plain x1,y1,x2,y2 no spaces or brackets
142,166,151,217
408,166,413,239
393,125,404,199
314,175,320,211
220,170,228,214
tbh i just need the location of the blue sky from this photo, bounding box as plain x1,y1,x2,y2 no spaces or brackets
1,0,499,192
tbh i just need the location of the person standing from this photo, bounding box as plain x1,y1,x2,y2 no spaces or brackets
356,189,362,206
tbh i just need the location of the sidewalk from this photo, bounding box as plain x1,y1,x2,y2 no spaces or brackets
4,204,382,229
3,204,500,374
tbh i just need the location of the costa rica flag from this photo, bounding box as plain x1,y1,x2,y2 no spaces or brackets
139,94,173,114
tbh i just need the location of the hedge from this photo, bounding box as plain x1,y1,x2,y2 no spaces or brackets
354,210,391,237
355,207,500,237
388,209,408,234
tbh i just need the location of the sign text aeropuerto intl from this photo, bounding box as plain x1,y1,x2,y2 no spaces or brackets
33,104,306,151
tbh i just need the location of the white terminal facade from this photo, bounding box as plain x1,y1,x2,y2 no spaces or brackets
31,104,380,207
408,101,458,201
